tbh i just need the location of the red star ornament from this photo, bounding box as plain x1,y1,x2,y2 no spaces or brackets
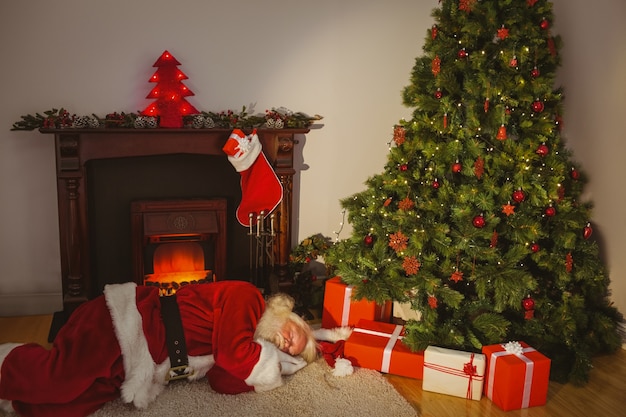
459,0,477,13
502,203,516,216
450,270,464,283
497,26,510,40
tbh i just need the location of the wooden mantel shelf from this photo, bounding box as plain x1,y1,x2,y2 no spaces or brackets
40,127,311,312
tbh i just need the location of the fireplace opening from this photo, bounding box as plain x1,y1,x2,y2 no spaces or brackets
86,154,249,298
147,242,212,283
132,198,227,294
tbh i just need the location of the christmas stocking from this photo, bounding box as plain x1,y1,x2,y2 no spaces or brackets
222,129,283,227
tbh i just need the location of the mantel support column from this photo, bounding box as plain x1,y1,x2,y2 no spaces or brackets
55,133,88,310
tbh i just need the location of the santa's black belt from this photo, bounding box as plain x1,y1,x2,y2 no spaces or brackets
160,294,194,381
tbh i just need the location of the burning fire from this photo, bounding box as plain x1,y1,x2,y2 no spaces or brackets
144,242,214,294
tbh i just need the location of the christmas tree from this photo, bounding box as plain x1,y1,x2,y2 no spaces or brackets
325,0,622,384
142,50,199,128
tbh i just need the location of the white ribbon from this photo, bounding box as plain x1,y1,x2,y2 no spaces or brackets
487,342,536,408
352,328,404,340
341,285,353,326
353,325,403,373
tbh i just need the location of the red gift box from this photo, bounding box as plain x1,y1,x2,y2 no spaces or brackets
344,319,424,379
482,341,551,411
321,276,391,328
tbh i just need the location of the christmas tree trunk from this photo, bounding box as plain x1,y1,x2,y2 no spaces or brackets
325,0,622,385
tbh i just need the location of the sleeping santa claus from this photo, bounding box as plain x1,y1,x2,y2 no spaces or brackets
0,280,318,417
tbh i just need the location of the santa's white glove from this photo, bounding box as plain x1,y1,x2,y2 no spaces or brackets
277,350,307,375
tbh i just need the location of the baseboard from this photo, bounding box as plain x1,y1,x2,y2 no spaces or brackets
0,292,63,316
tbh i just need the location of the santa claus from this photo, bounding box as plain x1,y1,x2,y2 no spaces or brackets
0,281,319,417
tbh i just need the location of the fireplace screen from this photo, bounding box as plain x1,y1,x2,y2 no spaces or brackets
131,199,227,294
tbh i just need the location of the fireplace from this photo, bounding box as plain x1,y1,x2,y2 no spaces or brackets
41,127,310,313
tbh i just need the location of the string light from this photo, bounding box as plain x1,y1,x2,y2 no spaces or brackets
333,208,347,242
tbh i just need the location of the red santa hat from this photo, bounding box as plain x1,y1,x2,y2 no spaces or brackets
313,327,354,377
222,129,283,227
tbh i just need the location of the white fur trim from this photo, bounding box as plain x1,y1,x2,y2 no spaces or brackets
105,283,163,408
0,343,22,410
313,327,353,342
104,283,216,409
244,339,284,392
332,358,354,377
0,399,13,414
0,343,22,372
227,131,262,172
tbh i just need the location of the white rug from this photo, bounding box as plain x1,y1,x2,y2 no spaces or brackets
89,360,418,417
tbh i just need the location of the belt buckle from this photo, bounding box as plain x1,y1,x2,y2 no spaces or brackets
166,365,195,382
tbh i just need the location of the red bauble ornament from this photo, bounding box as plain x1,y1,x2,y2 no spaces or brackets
458,48,468,59
531,66,540,78
531,243,540,253
399,163,408,171
472,214,486,228
509,56,518,67
435,88,443,99
364,234,374,247
536,143,549,156
432,179,441,189
431,25,438,40
570,167,580,180
452,161,462,173
512,189,526,203
522,296,535,311
583,223,593,240
544,205,556,217
531,99,545,113
540,18,550,30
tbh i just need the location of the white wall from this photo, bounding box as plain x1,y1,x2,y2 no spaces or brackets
0,0,624,319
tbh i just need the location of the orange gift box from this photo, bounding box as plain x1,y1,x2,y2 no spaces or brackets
344,319,424,379
321,277,391,329
482,341,551,411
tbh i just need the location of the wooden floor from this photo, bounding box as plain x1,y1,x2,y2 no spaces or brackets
1,314,625,417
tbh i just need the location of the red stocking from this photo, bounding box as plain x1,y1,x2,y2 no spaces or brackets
222,129,283,227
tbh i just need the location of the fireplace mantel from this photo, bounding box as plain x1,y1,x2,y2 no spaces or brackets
40,127,310,312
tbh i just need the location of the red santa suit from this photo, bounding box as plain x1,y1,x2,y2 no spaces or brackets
0,280,305,417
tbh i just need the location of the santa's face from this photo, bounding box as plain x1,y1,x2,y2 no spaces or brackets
278,320,307,356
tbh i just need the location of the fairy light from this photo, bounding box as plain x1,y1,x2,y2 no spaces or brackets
332,208,346,242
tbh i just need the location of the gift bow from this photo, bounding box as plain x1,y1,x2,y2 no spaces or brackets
353,325,404,373
487,341,536,408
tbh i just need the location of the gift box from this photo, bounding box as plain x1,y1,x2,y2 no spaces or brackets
321,277,391,328
344,319,424,379
422,346,486,401
482,341,551,411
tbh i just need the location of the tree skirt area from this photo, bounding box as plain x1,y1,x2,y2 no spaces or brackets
89,360,418,417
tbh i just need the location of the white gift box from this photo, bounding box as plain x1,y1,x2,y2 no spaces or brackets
422,346,486,401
